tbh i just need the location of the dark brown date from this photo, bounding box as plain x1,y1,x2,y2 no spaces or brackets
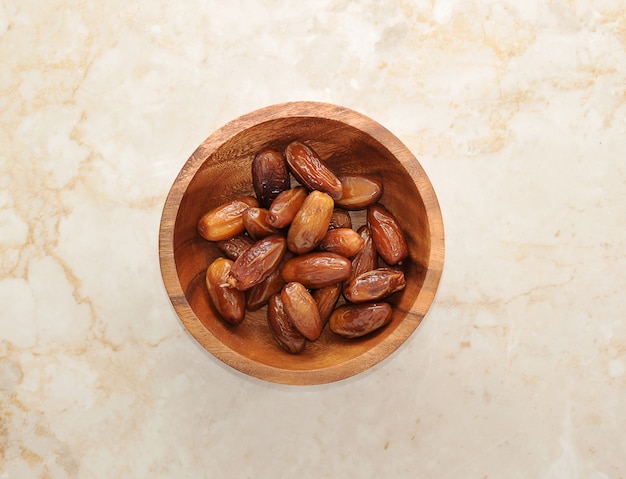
329,302,393,338
343,267,406,303
252,149,290,208
245,262,285,311
312,283,342,326
215,234,254,260
348,225,378,283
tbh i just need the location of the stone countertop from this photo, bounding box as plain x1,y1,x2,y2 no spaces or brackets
1,1,625,477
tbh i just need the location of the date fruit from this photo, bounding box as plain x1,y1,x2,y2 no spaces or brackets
197,196,259,242
329,302,393,338
267,186,307,229
329,208,352,230
252,149,290,208
336,175,383,210
245,262,285,311
319,227,365,258
343,267,406,303
287,190,334,254
267,293,306,354
215,234,254,260
348,225,378,283
312,283,342,326
205,257,246,325
282,252,352,289
285,141,343,200
367,203,409,265
281,282,323,341
228,235,287,291
242,207,280,240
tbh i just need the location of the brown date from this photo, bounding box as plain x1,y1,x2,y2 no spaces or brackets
242,207,280,240
367,203,409,265
312,283,343,326
267,186,307,229
319,227,365,258
336,175,383,210
252,149,290,208
287,190,334,254
281,282,322,341
282,252,352,289
215,234,254,260
245,261,285,311
284,141,343,200
267,293,306,354
197,196,259,242
348,225,378,283
205,257,246,325
329,208,352,230
343,267,406,303
329,302,393,338
227,235,287,291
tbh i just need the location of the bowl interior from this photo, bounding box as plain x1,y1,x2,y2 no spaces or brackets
165,112,439,383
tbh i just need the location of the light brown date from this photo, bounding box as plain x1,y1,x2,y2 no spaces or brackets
312,283,342,326
319,227,365,258
227,235,287,291
205,257,246,325
215,234,254,260
282,252,352,289
329,208,352,230
343,267,406,303
281,282,322,341
197,196,259,242
267,293,306,354
329,302,393,338
367,203,409,265
245,262,285,311
267,186,307,229
287,190,334,254
336,175,383,210
252,149,291,208
242,207,280,240
284,141,343,200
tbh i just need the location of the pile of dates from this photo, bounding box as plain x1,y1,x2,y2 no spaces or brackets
197,140,409,354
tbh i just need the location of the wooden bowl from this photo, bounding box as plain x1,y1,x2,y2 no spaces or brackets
159,101,444,385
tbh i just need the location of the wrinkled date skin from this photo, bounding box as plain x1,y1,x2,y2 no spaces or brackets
336,175,383,210
329,302,393,338
242,207,280,240
205,257,246,325
343,267,406,303
215,234,253,260
348,225,378,283
367,203,409,266
282,252,352,289
228,235,287,291
329,208,352,230
267,293,306,354
267,186,307,229
287,190,334,254
252,149,291,208
281,282,323,341
319,227,365,258
245,262,285,311
284,141,343,200
312,283,343,326
197,196,259,242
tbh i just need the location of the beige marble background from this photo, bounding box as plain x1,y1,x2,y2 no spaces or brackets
1,0,625,477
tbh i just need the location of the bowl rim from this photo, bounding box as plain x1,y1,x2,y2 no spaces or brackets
158,101,445,385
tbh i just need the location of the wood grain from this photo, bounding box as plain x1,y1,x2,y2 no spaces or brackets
158,101,444,385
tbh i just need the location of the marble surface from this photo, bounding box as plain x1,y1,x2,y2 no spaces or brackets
1,0,625,477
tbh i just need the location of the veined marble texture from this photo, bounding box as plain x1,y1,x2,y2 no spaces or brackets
1,0,625,477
